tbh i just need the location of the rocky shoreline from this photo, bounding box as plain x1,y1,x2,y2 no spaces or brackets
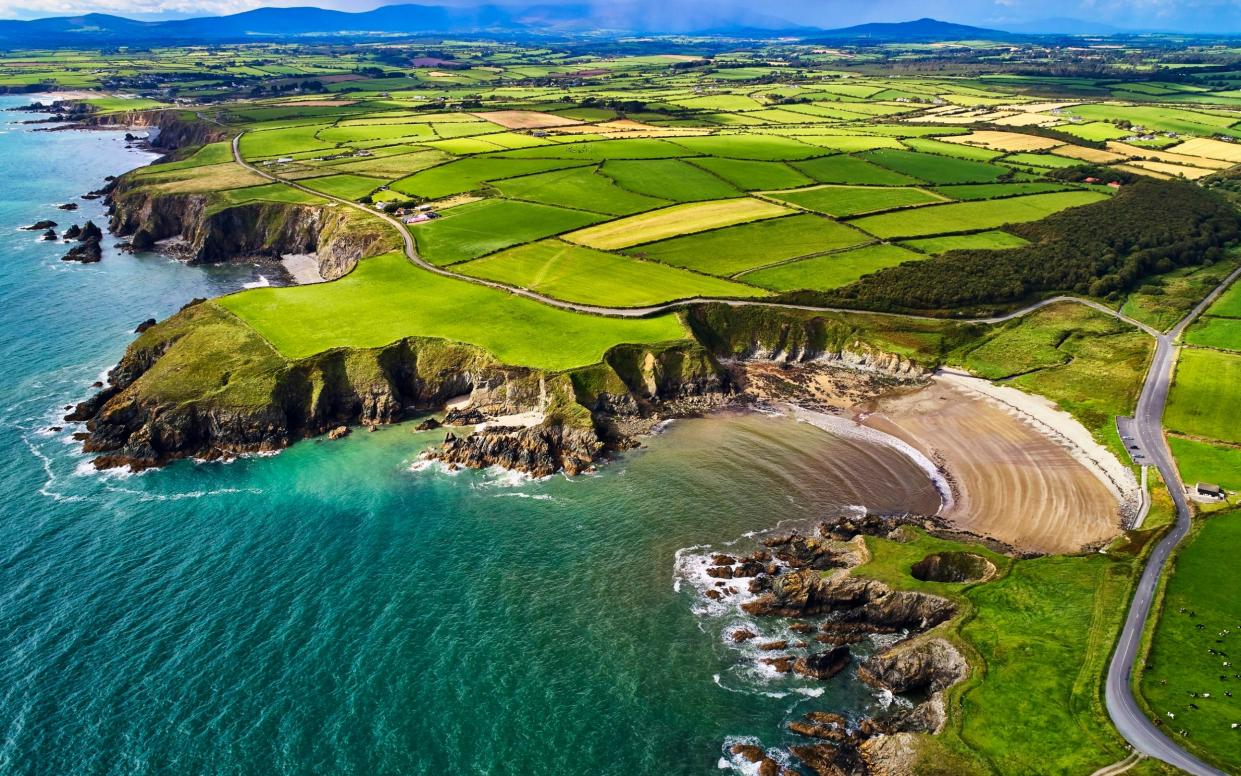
691,512,985,776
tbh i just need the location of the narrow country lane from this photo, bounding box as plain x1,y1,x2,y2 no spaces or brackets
1104,265,1241,776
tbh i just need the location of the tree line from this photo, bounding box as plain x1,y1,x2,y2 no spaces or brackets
778,179,1241,314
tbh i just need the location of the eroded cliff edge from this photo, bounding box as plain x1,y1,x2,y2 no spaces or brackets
68,299,943,474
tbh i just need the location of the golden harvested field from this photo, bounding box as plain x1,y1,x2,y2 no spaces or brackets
563,198,791,250
1167,136,1241,164
471,110,583,129
943,130,1062,151
1053,144,1130,164
1113,163,1172,179
990,112,1063,127
1106,141,1232,169
1126,160,1216,180
867,380,1122,554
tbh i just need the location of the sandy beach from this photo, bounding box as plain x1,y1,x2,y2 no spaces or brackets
861,373,1137,554
281,253,325,284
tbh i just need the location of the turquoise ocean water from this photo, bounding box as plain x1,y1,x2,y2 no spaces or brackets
0,97,940,774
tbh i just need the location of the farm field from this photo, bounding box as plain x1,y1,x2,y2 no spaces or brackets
563,198,791,250
1165,348,1241,445
767,184,945,217
901,230,1029,254
740,243,926,291
410,199,606,265
848,190,1109,239
454,239,768,306
1139,511,1241,773
622,214,869,275
218,252,687,370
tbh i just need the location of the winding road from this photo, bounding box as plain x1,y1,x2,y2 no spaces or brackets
1104,265,1241,776
232,130,1241,774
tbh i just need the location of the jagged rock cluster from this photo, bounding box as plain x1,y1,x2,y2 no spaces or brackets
701,515,971,776
60,220,104,263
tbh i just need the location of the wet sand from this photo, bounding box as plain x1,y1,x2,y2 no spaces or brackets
862,376,1132,554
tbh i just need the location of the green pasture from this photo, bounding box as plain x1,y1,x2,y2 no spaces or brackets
849,190,1108,239
219,252,688,371
768,184,945,217
623,214,869,276
1166,348,1241,444
455,239,768,306
740,243,925,291
410,198,605,265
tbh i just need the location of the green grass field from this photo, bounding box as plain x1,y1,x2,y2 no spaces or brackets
1200,281,1241,318
740,243,925,291
768,184,945,217
788,154,921,185
1185,317,1241,352
1166,348,1241,444
686,157,814,191
490,165,671,215
454,239,768,306
219,252,688,370
411,198,605,265
1169,436,1241,493
622,214,869,276
600,159,742,202
391,157,591,199
1140,511,1241,772
862,149,1010,184
849,190,1109,239
959,554,1136,774
851,530,1137,775
297,173,386,201
901,230,1029,254
930,182,1073,200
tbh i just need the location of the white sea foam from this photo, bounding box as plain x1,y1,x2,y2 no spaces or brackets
242,275,271,289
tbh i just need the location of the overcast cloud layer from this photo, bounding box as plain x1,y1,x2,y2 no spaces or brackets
0,0,1235,32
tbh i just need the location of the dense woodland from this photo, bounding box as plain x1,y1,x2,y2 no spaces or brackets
786,180,1241,313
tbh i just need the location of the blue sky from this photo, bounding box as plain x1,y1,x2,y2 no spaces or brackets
0,0,1236,32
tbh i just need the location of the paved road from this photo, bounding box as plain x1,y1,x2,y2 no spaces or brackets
1104,265,1241,776
234,130,1241,773
230,132,1161,332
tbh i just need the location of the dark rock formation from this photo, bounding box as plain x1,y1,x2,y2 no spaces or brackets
443,406,486,426
23,219,56,230
57,202,78,211
763,532,858,570
429,423,602,477
41,228,57,240
857,638,967,695
414,417,441,431
134,318,156,334
794,645,851,680
63,224,82,240
61,239,102,263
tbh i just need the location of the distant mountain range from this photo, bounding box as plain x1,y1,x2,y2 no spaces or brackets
0,6,1153,48
808,18,1018,43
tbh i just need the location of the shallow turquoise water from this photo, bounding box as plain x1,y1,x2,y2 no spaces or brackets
0,97,940,775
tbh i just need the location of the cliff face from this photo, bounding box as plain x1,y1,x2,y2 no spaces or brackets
73,301,557,470
108,180,396,273
87,108,229,151
71,291,931,474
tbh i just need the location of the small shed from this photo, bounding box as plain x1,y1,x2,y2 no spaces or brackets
1196,482,1224,499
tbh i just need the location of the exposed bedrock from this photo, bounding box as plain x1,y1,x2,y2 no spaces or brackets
857,637,968,695
742,568,956,633
107,184,390,278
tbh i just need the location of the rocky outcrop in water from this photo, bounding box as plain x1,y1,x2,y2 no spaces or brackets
431,424,602,477
59,220,104,263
